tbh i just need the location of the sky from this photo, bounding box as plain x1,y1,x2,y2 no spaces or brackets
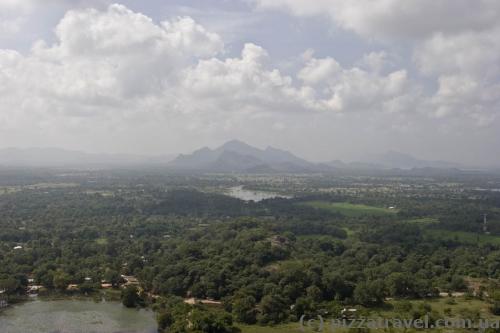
0,0,499,165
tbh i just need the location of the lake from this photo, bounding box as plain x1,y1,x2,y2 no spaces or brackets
227,185,291,202
0,299,157,333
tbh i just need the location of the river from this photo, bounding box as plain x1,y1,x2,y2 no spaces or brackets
0,299,157,333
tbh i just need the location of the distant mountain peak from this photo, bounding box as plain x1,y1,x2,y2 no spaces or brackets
169,139,318,173
219,139,259,153
359,150,463,170
221,139,249,147
265,146,282,152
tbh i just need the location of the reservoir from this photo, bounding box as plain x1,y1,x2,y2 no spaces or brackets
0,299,157,333
227,185,291,202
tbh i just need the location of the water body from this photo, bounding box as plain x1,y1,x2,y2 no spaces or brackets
0,299,157,333
227,186,291,202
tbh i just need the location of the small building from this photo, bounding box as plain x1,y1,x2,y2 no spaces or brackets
67,284,79,291
27,285,44,294
341,308,357,319
13,246,23,250
183,298,222,306
120,275,139,287
101,283,113,289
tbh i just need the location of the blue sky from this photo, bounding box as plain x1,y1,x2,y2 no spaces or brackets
0,0,499,165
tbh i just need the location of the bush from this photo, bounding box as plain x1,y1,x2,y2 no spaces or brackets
491,301,500,316
121,286,143,308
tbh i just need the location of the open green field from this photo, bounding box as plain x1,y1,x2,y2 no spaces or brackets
425,229,500,245
95,237,108,245
304,201,398,217
405,217,439,225
379,297,497,319
239,323,301,333
239,296,499,333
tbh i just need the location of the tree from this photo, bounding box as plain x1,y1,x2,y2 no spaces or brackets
258,294,289,325
0,277,20,294
491,302,500,316
190,308,235,333
121,285,142,308
353,280,385,306
104,268,121,287
450,275,467,291
306,285,323,302
52,270,71,291
157,311,174,331
292,296,316,318
232,295,257,324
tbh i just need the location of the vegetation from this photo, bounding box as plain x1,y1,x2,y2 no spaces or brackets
304,201,397,217
1,168,500,331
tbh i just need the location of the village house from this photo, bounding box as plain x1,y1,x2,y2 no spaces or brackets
120,275,139,287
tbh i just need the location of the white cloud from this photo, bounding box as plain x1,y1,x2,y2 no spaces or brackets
298,56,415,113
182,43,314,113
253,0,500,125
0,0,34,36
298,57,341,85
413,27,500,123
182,44,416,115
252,0,500,40
414,28,500,79
0,3,429,137
1,2,498,164
0,4,225,120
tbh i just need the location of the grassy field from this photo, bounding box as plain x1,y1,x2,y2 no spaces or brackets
95,237,108,245
378,297,496,319
425,229,500,245
405,217,439,225
304,201,398,217
239,296,499,333
239,323,302,333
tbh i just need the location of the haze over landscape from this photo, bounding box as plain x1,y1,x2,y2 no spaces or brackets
1,0,499,166
0,140,472,171
3,2,500,333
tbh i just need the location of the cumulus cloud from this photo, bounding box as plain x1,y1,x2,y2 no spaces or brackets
413,26,500,123
298,56,416,113
182,43,318,113
252,0,500,40
252,0,500,124
1,2,498,164
0,4,224,120
0,3,419,128
0,0,34,36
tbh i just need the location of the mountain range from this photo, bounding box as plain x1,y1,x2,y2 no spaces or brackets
167,140,467,173
326,151,463,170
168,140,321,173
0,141,471,172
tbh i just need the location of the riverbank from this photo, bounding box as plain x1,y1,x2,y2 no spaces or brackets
0,289,123,312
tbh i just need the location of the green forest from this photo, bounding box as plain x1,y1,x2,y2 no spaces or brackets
1,169,500,332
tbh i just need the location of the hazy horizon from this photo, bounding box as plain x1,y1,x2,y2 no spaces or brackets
0,140,496,168
1,0,499,166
